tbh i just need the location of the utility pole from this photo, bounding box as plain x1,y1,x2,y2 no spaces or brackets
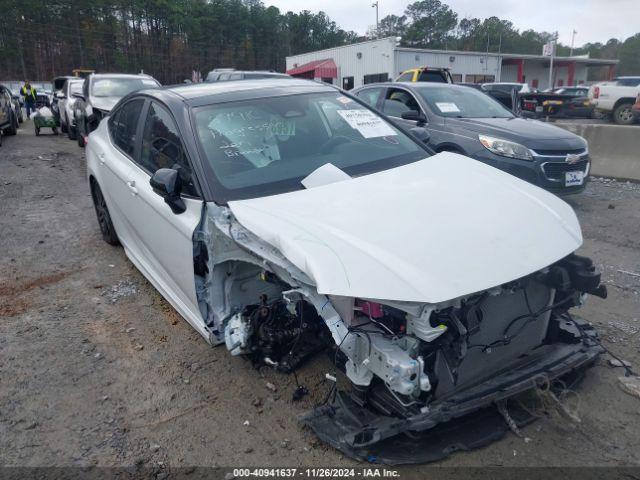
372,2,379,37
570,29,577,56
548,31,558,89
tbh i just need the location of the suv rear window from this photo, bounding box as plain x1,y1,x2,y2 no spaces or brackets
418,70,449,83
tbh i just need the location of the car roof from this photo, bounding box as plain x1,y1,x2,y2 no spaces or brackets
143,78,337,107
90,73,156,80
375,81,470,92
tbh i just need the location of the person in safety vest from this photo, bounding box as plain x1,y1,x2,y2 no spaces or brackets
21,80,37,118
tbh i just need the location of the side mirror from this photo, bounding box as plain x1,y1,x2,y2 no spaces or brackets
72,92,85,101
150,168,186,214
409,126,431,144
401,110,427,125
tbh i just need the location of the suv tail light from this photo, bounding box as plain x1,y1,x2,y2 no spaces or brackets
593,86,600,98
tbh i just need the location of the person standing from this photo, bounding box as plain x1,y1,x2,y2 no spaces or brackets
21,80,37,118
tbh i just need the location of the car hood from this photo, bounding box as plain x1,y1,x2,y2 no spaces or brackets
449,117,585,150
90,96,120,112
228,152,582,303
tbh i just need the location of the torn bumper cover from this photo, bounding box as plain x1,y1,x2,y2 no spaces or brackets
303,317,602,465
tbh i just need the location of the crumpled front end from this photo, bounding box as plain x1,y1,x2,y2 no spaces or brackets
193,203,606,464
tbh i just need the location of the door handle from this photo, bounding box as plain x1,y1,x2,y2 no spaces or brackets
98,152,105,165
126,180,138,196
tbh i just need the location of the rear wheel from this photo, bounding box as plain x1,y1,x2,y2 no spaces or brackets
613,102,635,125
6,113,17,136
91,181,120,245
67,119,77,140
77,120,86,148
35,126,40,136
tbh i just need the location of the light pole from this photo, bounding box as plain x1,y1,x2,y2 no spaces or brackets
548,31,558,90
372,1,379,37
570,29,577,56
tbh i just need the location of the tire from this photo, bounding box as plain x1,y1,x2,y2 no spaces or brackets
91,181,120,246
613,102,635,125
17,108,23,123
35,127,40,136
67,119,77,140
6,113,17,136
77,120,86,148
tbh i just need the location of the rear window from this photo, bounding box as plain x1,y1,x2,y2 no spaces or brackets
616,78,640,87
92,77,159,97
418,70,449,83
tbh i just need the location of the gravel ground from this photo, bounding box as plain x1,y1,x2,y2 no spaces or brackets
1,122,639,471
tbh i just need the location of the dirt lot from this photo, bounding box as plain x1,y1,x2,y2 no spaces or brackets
1,122,639,471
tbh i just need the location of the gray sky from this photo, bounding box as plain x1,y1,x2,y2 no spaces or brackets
264,0,637,46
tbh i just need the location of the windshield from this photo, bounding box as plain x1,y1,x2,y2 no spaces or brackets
92,77,159,97
417,86,514,119
69,81,83,95
193,92,427,202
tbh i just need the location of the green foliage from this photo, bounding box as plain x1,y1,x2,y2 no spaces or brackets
0,0,636,83
0,0,357,83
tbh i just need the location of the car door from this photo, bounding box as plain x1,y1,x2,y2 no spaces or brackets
94,98,146,252
0,88,7,127
122,100,204,332
380,86,424,128
58,82,68,126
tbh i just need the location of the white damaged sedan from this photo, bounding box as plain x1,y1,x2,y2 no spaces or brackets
86,79,607,464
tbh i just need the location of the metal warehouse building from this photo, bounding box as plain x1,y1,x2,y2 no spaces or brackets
286,37,618,90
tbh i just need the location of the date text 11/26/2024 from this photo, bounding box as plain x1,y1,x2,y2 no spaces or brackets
232,468,401,478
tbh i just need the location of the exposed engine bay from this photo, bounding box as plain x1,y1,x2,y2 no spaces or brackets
192,201,607,464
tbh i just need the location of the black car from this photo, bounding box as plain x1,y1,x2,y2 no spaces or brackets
0,84,19,141
352,82,590,194
1,86,24,124
205,69,290,82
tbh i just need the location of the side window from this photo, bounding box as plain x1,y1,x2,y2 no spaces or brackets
382,88,421,117
397,72,414,82
219,73,231,81
140,102,198,196
229,73,242,80
109,99,144,157
355,87,383,108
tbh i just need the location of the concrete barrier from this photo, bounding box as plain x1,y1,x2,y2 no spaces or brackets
555,123,640,181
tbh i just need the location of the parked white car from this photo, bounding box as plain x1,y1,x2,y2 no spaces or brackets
57,78,84,140
85,78,606,463
588,76,640,124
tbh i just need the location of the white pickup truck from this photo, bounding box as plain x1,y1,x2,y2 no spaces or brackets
588,76,640,125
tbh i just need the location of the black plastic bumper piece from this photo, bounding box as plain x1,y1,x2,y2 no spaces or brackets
302,317,602,465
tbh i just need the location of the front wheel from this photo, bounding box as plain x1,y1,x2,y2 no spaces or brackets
91,181,120,245
613,103,635,125
77,121,86,148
